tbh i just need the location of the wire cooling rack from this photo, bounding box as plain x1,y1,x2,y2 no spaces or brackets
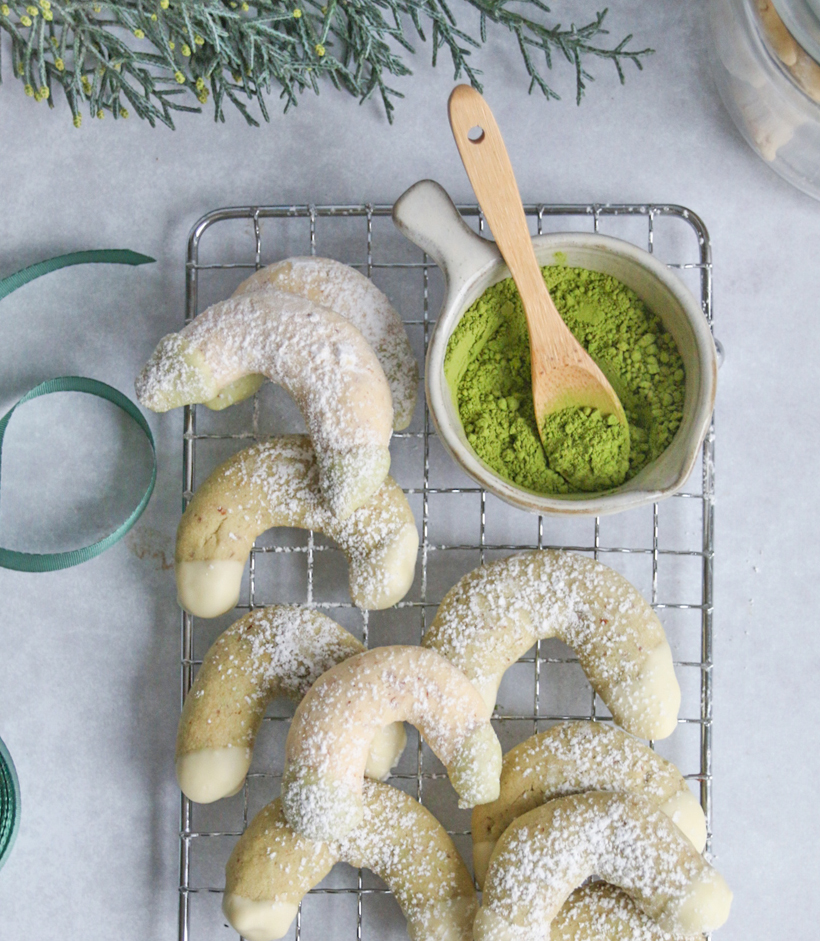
177,200,716,941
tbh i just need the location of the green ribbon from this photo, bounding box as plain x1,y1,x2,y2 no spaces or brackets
0,250,157,572
0,734,20,872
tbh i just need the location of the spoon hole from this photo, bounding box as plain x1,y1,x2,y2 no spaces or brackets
468,125,484,143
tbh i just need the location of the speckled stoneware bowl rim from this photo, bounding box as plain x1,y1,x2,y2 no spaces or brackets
392,180,718,517
0,734,20,872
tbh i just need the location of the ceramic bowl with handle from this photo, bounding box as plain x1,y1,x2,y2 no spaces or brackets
392,179,718,516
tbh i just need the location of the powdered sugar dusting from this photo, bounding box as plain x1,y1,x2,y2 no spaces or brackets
518,723,677,799
340,780,476,936
425,549,667,719
227,783,475,939
176,606,364,759
482,792,706,938
177,435,417,609
282,646,497,838
135,333,216,409
231,606,364,700
288,646,489,776
553,883,694,941
136,289,394,515
476,722,691,845
186,290,392,450
234,258,418,429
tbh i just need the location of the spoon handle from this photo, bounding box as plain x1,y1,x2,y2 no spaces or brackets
447,84,575,366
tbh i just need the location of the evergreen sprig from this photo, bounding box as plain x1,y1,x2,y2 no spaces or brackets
0,0,652,128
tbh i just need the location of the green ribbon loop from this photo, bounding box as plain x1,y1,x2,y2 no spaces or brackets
0,250,155,301
0,734,21,872
0,250,157,572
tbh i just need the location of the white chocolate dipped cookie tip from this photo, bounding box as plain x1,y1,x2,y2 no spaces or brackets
176,559,243,618
175,747,250,804
670,869,732,935
135,333,217,412
349,521,419,610
365,722,408,781
609,638,681,741
233,256,419,430
659,788,708,853
222,895,299,941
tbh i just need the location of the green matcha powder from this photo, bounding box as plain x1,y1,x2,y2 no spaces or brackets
444,265,686,494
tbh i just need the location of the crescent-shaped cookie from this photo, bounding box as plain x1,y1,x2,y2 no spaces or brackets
135,289,393,518
175,435,418,618
471,721,706,886
223,781,477,941
281,645,502,841
552,883,699,941
474,792,732,941
233,257,418,429
423,550,680,740
176,606,407,802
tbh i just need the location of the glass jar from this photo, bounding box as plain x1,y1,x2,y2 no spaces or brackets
710,0,820,198
0,735,20,872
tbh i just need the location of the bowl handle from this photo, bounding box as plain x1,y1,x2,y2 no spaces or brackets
392,180,500,293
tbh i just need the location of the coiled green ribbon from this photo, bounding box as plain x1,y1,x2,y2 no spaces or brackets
0,250,157,572
0,734,20,872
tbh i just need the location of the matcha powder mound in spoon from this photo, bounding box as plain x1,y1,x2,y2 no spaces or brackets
444,265,686,494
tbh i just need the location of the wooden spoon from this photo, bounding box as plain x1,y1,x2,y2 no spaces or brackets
447,84,628,450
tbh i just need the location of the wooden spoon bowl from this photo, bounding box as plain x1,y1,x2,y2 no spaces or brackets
447,84,629,484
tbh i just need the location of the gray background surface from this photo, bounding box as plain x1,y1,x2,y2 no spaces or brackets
0,1,816,938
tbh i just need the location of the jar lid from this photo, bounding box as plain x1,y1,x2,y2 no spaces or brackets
773,0,820,62
0,735,20,871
